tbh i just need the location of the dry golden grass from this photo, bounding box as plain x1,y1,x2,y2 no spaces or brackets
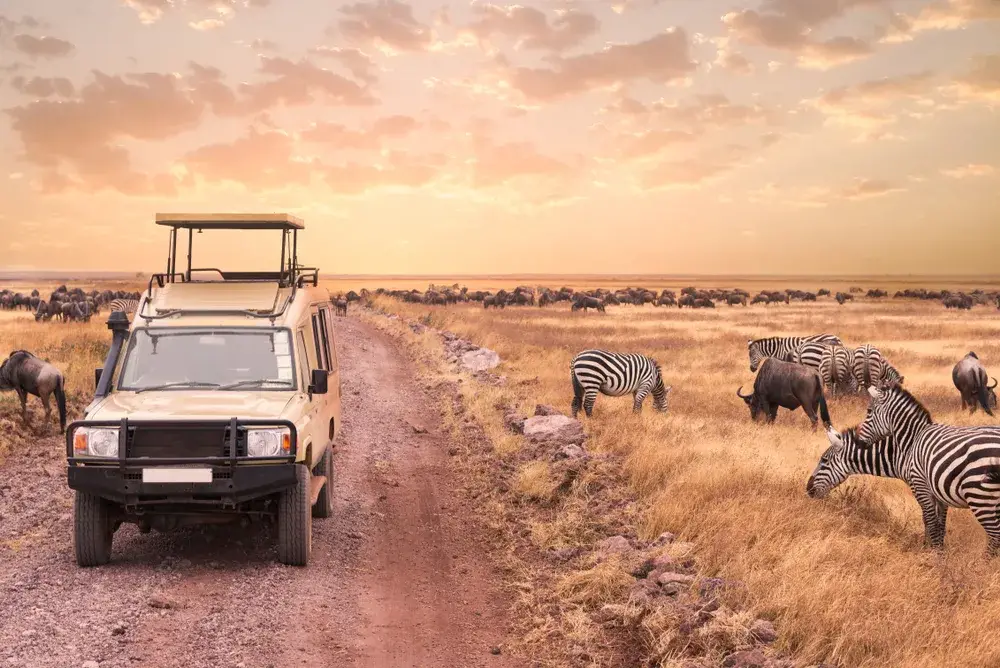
369,294,1000,668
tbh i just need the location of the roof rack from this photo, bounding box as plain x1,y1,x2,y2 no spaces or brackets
137,213,319,324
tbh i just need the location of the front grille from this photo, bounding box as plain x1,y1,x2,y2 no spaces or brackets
127,426,246,459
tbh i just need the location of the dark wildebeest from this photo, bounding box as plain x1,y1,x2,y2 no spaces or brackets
0,350,67,432
736,358,832,431
334,298,348,316
727,294,747,306
952,352,997,415
571,296,605,313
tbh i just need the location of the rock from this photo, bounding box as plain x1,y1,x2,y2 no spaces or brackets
21,630,36,639
596,535,632,556
750,619,778,644
553,444,587,461
723,649,767,668
409,422,428,434
533,404,562,417
82,662,100,668
522,415,585,446
652,532,676,546
147,595,176,610
177,559,192,569
657,571,695,587
111,621,128,636
489,646,501,655
503,412,526,435
460,348,501,373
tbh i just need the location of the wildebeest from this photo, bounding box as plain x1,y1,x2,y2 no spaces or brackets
952,352,997,415
0,350,67,432
835,292,853,305
736,358,832,431
334,298,348,316
571,296,605,313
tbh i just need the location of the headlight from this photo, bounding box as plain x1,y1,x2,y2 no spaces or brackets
73,427,120,458
247,428,291,457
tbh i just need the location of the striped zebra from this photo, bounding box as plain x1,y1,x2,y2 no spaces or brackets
108,298,139,316
747,334,842,372
807,426,898,498
816,344,857,396
853,345,904,392
570,350,671,418
854,385,1000,554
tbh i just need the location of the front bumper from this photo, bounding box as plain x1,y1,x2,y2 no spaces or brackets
66,418,299,507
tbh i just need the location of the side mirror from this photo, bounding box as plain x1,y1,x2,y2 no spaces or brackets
94,367,103,389
309,369,328,395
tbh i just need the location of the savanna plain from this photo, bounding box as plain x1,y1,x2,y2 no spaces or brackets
3,276,1000,668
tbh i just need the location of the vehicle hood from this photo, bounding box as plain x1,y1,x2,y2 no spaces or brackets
86,391,297,421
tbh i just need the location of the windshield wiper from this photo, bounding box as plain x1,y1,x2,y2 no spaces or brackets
133,381,221,394
216,379,293,390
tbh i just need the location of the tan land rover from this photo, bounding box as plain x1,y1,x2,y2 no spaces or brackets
66,214,341,567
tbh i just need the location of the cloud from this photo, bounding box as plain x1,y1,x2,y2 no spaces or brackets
122,0,271,26
189,18,225,30
722,0,885,69
9,75,75,97
323,151,448,194
300,115,420,148
946,53,1000,104
12,34,74,58
249,38,279,52
308,46,379,83
940,163,995,178
839,177,904,200
499,28,696,101
461,3,600,52
237,56,378,110
638,143,755,190
880,0,1000,43
182,127,315,189
336,0,436,54
619,130,698,160
470,139,575,188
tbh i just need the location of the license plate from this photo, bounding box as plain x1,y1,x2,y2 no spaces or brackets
142,468,212,484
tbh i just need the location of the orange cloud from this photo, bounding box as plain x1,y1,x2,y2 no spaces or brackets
182,127,313,189
461,4,600,52
300,115,420,148
619,130,698,161
470,139,575,188
500,28,696,101
122,0,271,26
323,151,448,194
947,53,1000,103
307,46,379,84
940,163,995,178
9,75,75,97
881,0,1000,42
336,0,437,53
238,56,378,109
12,33,74,58
840,177,904,200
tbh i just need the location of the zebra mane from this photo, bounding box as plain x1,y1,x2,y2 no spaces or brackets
886,386,934,424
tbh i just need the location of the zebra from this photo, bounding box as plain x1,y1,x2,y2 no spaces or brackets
747,334,842,372
855,385,1000,554
807,426,898,499
108,298,140,316
853,345,904,392
816,344,856,396
570,350,671,418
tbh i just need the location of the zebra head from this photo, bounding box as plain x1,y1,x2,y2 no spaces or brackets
806,426,860,499
651,365,671,412
880,364,904,390
748,339,764,372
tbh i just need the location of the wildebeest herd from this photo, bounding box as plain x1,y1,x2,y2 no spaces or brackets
1,286,141,323
370,283,1000,311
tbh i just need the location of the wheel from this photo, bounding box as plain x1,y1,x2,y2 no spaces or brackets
277,463,312,566
312,446,334,519
74,491,113,567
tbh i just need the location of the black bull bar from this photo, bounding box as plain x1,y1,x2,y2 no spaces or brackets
65,418,299,507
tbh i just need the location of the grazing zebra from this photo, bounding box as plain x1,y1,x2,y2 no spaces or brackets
817,344,857,396
108,298,139,316
807,426,898,499
853,345,904,392
747,334,842,372
570,350,671,418
856,385,1000,554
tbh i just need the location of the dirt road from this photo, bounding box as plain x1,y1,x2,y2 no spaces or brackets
0,318,516,668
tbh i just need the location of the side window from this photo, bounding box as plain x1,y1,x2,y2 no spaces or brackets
296,330,311,390
311,312,328,371
317,307,334,372
323,308,338,372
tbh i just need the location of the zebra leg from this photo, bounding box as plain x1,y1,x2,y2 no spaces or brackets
571,389,583,419
583,389,599,418
969,504,1000,556
632,386,650,413
912,486,947,549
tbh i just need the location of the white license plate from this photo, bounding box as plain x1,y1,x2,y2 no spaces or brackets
142,468,212,484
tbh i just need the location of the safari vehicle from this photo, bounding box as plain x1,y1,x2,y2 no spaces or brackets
66,214,341,567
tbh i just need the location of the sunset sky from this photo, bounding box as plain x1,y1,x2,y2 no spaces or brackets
0,0,997,276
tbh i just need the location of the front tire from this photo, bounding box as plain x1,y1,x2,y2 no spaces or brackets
277,464,312,566
312,446,334,519
74,491,113,567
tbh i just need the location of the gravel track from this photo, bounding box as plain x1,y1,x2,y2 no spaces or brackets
0,317,515,668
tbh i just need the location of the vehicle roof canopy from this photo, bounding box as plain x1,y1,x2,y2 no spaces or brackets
154,213,304,230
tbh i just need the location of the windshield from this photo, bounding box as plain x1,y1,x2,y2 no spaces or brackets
118,328,297,392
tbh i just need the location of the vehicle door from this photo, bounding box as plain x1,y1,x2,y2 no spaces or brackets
310,304,339,451
294,321,321,469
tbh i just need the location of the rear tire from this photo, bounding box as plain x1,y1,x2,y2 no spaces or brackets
312,446,334,519
277,464,312,566
74,491,113,567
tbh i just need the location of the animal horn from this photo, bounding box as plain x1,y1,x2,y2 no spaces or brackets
736,386,751,399
990,377,998,390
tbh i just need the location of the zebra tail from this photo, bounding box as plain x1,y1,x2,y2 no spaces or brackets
978,383,995,416
571,367,584,401
55,375,67,432
817,388,832,427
